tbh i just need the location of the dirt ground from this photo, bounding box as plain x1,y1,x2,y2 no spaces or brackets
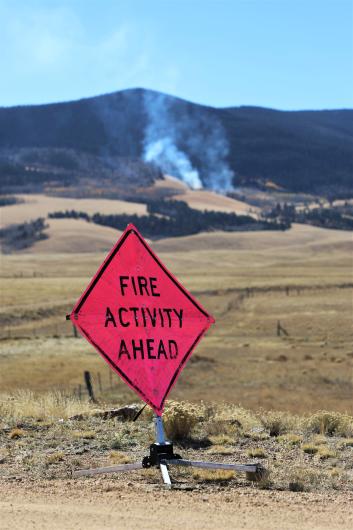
1,479,352,530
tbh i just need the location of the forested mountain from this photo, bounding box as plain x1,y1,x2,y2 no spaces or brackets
0,88,352,196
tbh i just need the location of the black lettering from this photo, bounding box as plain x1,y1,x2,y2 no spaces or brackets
130,307,139,326
138,276,149,296
157,340,168,359
141,306,147,327
118,339,130,359
146,338,156,359
158,308,164,327
169,340,178,359
132,339,144,359
131,276,138,295
105,307,116,327
150,277,160,297
146,307,157,326
118,308,130,327
164,308,172,327
119,276,129,296
173,309,183,328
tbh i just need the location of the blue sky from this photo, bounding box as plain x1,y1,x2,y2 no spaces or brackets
1,0,352,109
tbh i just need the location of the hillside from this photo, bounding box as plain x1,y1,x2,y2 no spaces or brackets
0,89,352,196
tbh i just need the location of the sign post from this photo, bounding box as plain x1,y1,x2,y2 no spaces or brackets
68,224,265,486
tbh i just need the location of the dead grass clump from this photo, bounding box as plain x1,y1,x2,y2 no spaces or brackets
302,444,319,455
287,467,323,492
305,411,353,437
109,451,131,464
318,447,336,460
9,428,25,439
212,403,260,433
0,390,92,421
72,431,96,440
192,469,234,482
110,427,138,450
163,401,200,440
247,448,268,459
311,434,327,445
209,434,234,445
46,451,64,465
289,480,305,492
277,433,302,446
259,410,298,437
246,430,270,441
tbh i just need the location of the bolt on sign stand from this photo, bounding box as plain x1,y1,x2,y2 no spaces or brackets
68,224,265,487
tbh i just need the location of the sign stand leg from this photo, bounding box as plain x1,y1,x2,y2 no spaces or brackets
154,415,172,486
73,414,266,485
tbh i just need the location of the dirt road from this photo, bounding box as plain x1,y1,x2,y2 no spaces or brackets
1,480,352,530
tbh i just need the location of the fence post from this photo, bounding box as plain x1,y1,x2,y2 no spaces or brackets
84,371,96,402
277,320,289,337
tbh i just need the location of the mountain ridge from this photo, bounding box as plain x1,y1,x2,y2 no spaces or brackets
0,88,352,196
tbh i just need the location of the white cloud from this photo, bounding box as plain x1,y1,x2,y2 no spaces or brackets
0,4,151,88
0,2,183,104
2,6,80,71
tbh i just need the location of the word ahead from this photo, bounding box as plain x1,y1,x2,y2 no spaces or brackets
69,224,214,414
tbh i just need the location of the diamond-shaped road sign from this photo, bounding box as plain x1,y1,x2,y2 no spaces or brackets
69,224,215,414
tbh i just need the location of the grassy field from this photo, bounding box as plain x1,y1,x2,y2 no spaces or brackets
1,203,352,414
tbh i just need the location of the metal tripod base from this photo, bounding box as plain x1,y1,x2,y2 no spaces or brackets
73,415,266,487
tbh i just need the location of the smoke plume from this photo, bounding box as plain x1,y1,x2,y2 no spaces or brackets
143,91,234,192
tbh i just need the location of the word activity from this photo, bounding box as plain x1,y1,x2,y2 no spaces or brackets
106,275,184,361
104,307,183,328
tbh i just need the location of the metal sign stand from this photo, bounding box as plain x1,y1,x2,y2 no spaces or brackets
73,414,265,487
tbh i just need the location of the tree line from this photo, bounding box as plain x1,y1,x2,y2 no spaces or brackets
265,203,353,231
0,218,48,252
49,199,290,238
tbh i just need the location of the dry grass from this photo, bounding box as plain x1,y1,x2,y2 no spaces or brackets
206,445,234,455
276,434,302,446
72,431,96,440
163,401,200,440
317,447,336,460
302,444,319,455
109,451,131,464
247,448,268,458
0,396,352,492
46,452,64,465
304,411,353,437
259,410,298,436
208,434,234,445
0,390,93,421
0,194,146,229
192,469,235,482
9,428,25,439
0,210,352,414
